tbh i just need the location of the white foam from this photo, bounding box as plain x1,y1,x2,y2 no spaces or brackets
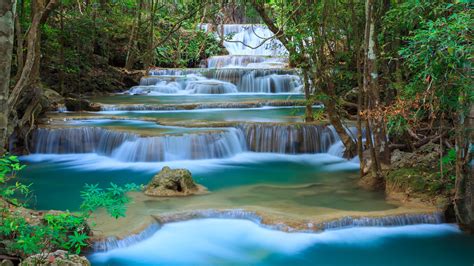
90,219,461,265
20,152,357,173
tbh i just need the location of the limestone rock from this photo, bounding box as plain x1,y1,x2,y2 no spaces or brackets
21,250,90,266
391,143,440,170
144,166,207,197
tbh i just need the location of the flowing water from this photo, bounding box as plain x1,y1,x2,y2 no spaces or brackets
19,23,474,265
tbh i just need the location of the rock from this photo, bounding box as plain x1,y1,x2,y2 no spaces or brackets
65,98,101,112
42,88,65,111
21,250,90,266
390,143,440,170
144,166,208,197
1,260,14,266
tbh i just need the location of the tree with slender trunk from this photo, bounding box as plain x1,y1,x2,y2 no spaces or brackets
250,0,358,156
0,0,16,153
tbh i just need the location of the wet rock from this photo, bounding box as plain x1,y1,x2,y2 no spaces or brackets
65,98,101,112
144,166,208,197
42,88,65,111
21,250,90,266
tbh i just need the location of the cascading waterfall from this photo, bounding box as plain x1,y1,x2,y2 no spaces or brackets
320,213,444,230
30,124,350,162
92,210,445,252
200,24,287,56
239,124,340,153
31,127,247,162
207,55,288,69
130,68,302,94
99,100,301,111
184,79,238,94
32,127,134,154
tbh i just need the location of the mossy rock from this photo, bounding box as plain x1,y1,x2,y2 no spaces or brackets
65,98,101,112
21,250,90,266
386,167,450,196
144,166,208,197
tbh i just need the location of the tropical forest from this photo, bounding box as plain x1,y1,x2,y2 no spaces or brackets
0,0,473,265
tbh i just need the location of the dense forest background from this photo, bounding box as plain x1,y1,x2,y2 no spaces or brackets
0,0,472,257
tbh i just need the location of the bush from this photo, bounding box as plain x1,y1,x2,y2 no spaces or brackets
0,155,140,258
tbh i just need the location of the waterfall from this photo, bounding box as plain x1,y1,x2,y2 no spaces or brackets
30,123,354,162
320,213,444,230
200,24,287,56
100,100,302,111
184,79,238,94
30,123,359,162
93,223,161,252
92,209,262,252
110,129,246,162
238,124,340,154
31,127,247,162
207,55,288,68
240,73,301,93
92,210,445,252
133,68,302,94
32,127,135,154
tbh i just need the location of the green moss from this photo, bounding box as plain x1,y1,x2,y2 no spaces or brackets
386,167,452,196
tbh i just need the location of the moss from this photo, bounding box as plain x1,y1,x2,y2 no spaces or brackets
386,167,452,196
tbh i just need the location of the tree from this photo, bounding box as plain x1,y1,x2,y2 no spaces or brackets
250,0,362,157
360,0,390,187
0,0,16,153
397,3,473,231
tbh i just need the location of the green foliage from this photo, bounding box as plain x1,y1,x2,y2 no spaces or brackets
441,148,457,182
398,3,472,116
80,183,141,219
0,155,29,206
155,31,222,68
0,155,139,257
311,108,326,121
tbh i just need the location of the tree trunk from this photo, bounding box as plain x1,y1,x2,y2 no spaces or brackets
125,6,139,70
324,80,357,158
14,6,24,82
0,0,16,153
125,0,142,70
454,105,474,232
7,0,58,110
363,0,387,184
301,69,314,122
59,5,65,93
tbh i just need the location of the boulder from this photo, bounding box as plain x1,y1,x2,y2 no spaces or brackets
42,88,65,111
65,98,101,112
390,143,440,171
21,250,90,266
144,166,207,197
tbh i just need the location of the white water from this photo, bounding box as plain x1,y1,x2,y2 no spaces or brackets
89,219,460,265
31,127,247,162
20,152,359,173
128,24,298,95
202,24,287,56
207,55,288,69
130,69,302,95
31,123,350,163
